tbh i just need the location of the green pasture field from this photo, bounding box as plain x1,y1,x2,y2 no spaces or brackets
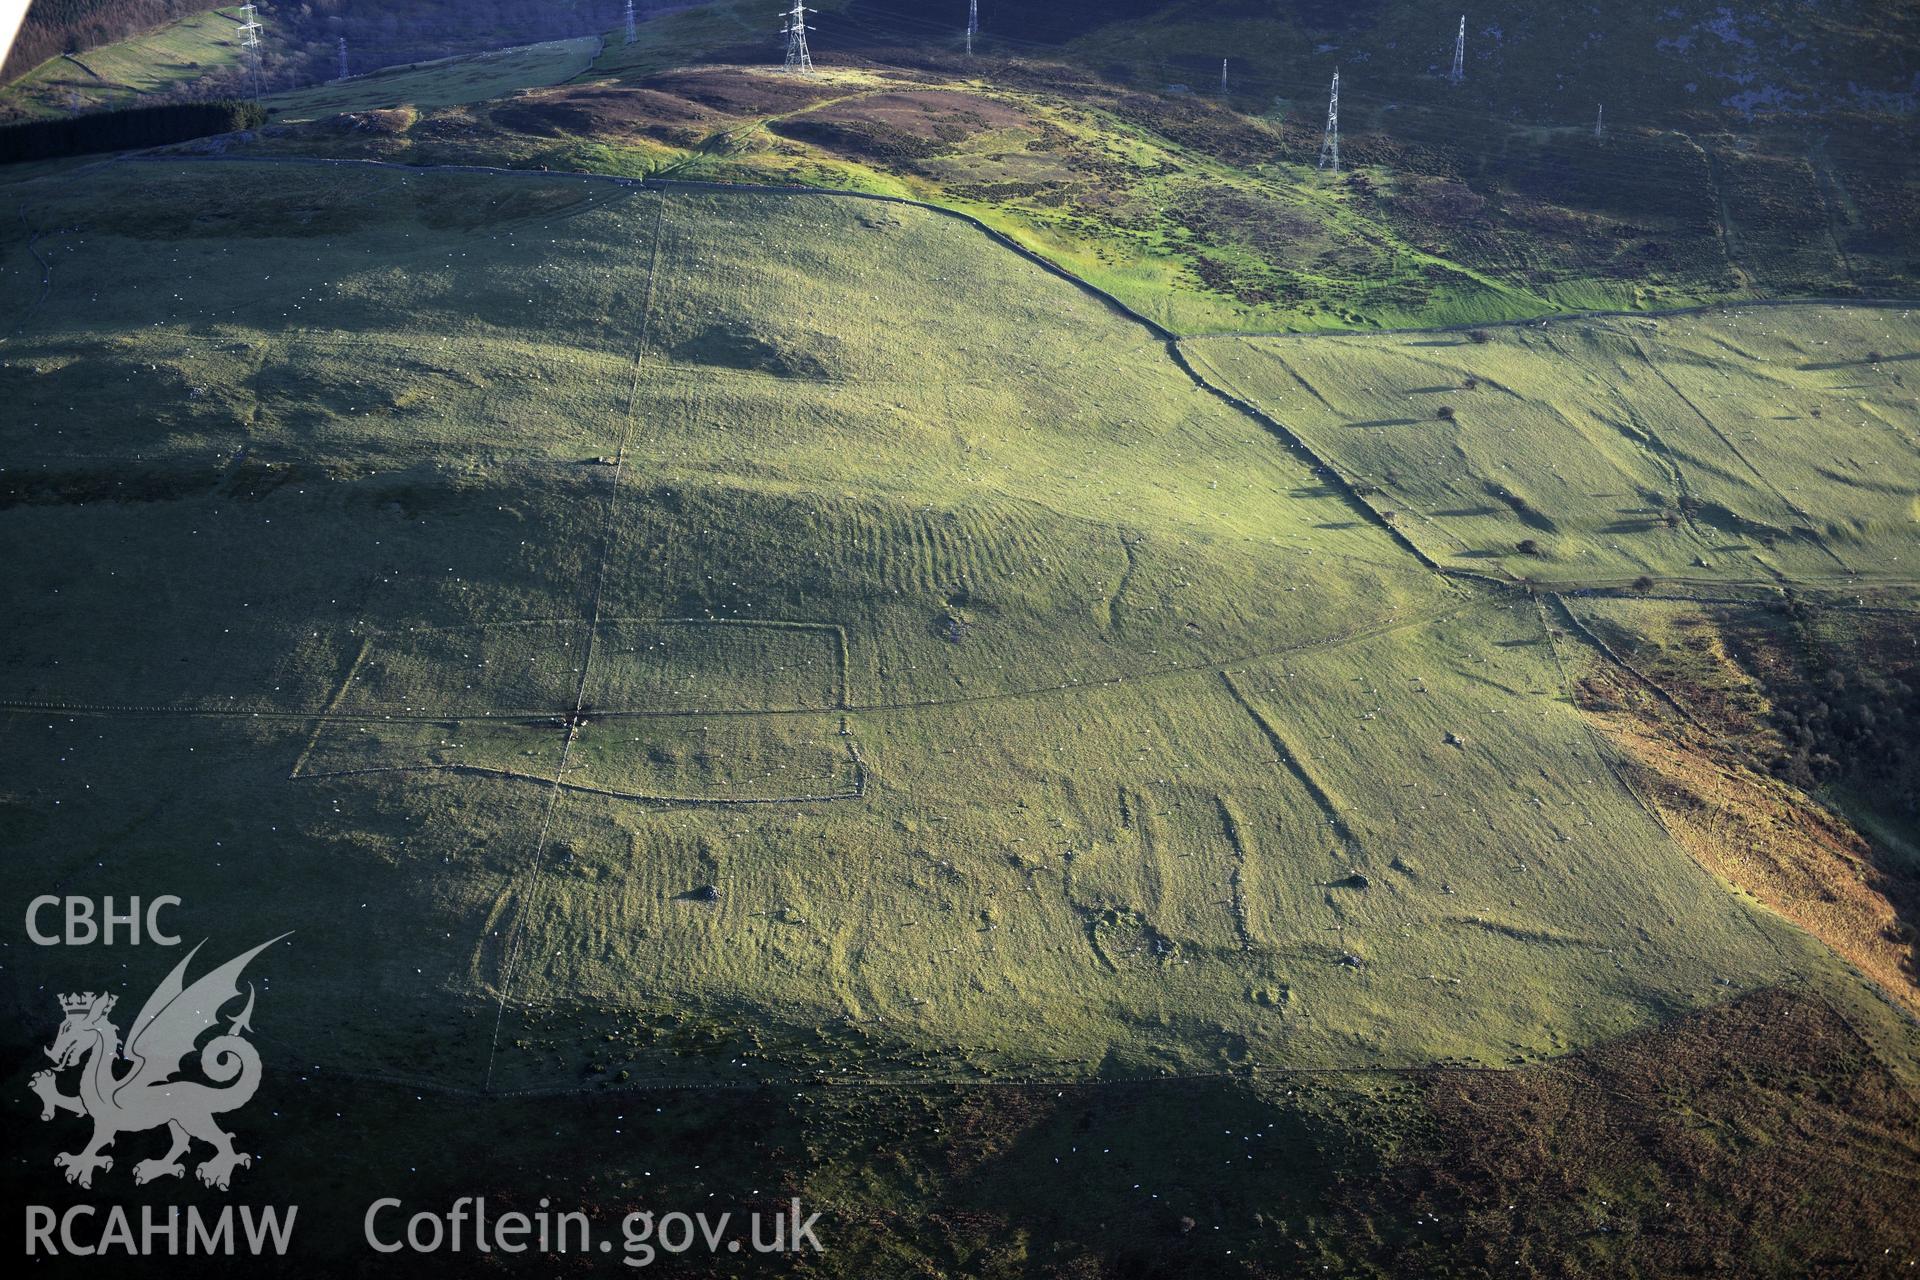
243,57,1915,336
1184,306,1920,589
0,158,1822,1102
0,7,1916,1270
8,0,1916,340
264,36,603,123
0,8,248,122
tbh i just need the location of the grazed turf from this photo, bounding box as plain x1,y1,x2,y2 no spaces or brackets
0,158,1818,1104
3,24,1919,1259
0,7,249,122
264,36,602,123
1184,305,1920,588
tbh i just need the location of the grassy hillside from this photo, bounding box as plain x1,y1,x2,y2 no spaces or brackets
239,56,1917,333
1562,594,1920,1011
4,7,1920,1275
0,5,246,121
2,1,626,119
263,36,600,122
2,0,225,84
13,0,1917,329
6,157,1805,1091
3,150,1916,1276
1184,307,1920,588
0,154,1837,1077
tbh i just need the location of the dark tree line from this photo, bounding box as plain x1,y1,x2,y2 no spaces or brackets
0,97,262,161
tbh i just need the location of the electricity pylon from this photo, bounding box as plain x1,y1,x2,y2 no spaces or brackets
1595,103,1605,140
966,0,977,56
237,3,263,98
1317,69,1340,173
626,0,638,45
1450,15,1465,84
336,37,348,81
782,0,813,73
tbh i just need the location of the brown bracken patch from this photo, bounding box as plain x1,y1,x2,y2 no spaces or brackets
1569,602,1919,1014
491,84,711,134
637,66,848,117
1376,986,1920,1277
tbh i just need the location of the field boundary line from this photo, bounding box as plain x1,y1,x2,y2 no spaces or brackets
1175,338,1472,584
0,600,1500,726
358,614,845,638
287,754,866,806
316,615,849,714
1544,593,1709,733
10,201,71,334
1545,595,1920,1034
1530,593,1803,983
108,153,1920,339
287,633,373,780
482,190,666,1093
1174,295,1920,342
1217,670,1359,854
1627,332,1856,575
1215,794,1257,953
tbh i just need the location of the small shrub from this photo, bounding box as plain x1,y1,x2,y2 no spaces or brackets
1516,538,1541,556
1467,329,1492,344
1633,575,1654,591
1435,405,1455,420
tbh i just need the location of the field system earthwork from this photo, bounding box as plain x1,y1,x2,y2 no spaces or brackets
2,2,1919,1275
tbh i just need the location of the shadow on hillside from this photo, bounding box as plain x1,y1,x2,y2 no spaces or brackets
933,1076,1356,1274
1799,350,1919,370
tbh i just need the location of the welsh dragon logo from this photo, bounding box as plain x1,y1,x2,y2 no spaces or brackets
29,935,289,1191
